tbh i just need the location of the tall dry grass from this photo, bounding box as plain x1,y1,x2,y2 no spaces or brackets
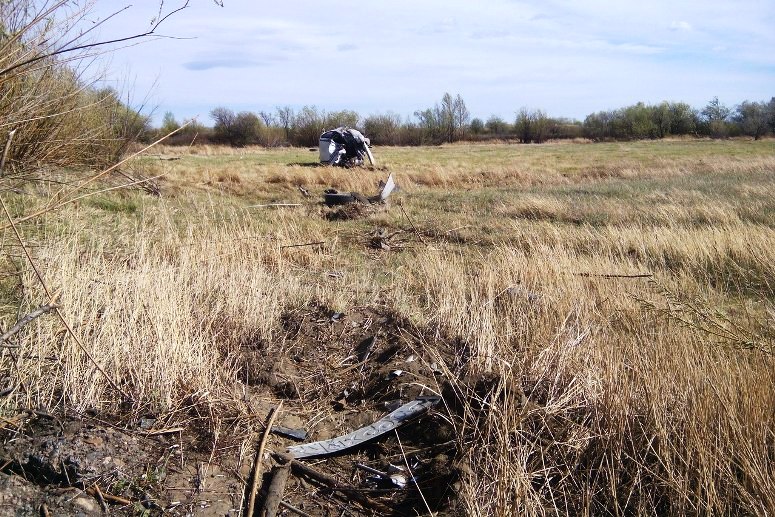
2,141,774,514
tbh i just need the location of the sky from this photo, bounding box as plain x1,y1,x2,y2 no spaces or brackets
82,0,775,126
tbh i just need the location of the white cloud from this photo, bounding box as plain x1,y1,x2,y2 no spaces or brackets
670,20,693,31
82,0,775,123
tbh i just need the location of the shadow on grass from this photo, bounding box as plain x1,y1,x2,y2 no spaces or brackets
287,162,321,168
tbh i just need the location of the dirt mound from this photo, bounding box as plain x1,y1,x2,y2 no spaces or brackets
240,303,468,515
1,304,474,516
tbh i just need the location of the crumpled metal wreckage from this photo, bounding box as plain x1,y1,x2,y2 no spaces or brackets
287,396,440,459
319,126,375,167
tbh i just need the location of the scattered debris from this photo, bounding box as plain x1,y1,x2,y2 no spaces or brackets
386,369,404,380
278,455,393,514
355,463,409,489
319,127,375,167
323,173,397,207
242,304,464,515
379,173,396,200
370,227,407,250
287,396,440,459
271,426,308,441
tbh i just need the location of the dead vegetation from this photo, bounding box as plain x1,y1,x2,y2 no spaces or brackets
1,140,774,515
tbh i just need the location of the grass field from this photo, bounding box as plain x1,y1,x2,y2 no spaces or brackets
2,139,774,515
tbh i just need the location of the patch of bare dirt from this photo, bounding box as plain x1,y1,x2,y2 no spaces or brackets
238,303,470,515
1,303,475,516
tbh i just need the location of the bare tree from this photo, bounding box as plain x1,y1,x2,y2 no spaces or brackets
259,110,275,127
276,106,294,141
453,94,470,140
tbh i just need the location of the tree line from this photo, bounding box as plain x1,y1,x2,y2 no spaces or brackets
155,94,775,147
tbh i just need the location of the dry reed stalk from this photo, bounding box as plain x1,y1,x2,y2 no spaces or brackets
0,194,123,394
246,402,283,517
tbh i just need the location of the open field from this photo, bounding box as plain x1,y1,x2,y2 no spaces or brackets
2,139,774,515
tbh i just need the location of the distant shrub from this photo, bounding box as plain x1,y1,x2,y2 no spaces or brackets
0,1,153,172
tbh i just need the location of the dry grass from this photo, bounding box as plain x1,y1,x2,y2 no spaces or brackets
2,139,774,514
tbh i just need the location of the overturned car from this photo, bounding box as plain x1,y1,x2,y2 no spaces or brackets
319,127,375,167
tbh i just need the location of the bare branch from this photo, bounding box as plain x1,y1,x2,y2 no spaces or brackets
0,304,59,345
0,1,192,78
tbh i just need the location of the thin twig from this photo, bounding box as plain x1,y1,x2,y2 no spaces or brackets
279,500,314,517
0,129,16,177
86,485,131,506
396,430,433,515
0,2,192,78
246,402,283,517
92,484,108,512
574,272,653,279
247,203,303,208
399,204,427,244
279,241,324,250
0,303,58,344
1,123,190,232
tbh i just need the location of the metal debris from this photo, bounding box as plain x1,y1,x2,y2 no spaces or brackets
355,463,408,489
379,173,395,200
287,397,441,459
271,426,309,441
386,369,404,380
323,173,397,207
387,465,408,489
319,127,375,167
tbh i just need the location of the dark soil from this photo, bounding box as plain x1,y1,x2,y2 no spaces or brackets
239,303,468,515
1,303,471,516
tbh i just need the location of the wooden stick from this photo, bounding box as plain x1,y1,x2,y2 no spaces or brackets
399,205,427,244
92,484,108,512
282,456,391,514
279,241,324,249
0,303,58,344
247,203,303,208
86,485,131,506
261,455,292,517
246,402,283,517
279,500,314,517
574,272,653,279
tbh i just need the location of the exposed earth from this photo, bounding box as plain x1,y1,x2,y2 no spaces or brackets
1,304,479,516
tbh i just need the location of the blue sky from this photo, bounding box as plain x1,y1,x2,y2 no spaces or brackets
85,0,775,126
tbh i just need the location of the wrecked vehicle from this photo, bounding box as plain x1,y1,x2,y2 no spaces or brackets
323,173,395,206
319,126,375,167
